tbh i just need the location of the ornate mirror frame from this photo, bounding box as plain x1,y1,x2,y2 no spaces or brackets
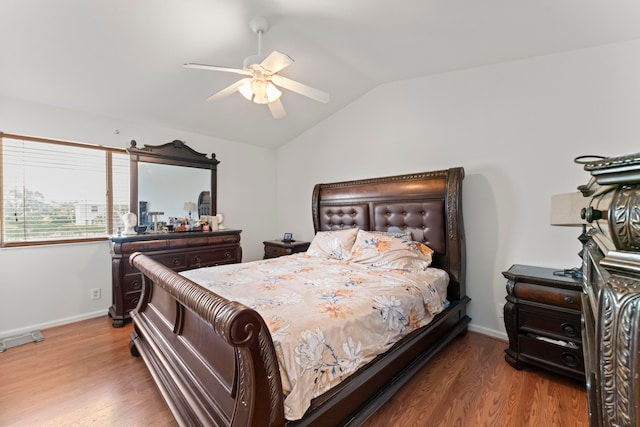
127,139,219,222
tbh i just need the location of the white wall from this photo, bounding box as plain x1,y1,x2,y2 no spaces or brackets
0,97,277,337
4,39,640,340
276,39,640,339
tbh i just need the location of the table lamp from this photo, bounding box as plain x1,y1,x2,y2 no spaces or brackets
184,202,196,218
550,192,589,262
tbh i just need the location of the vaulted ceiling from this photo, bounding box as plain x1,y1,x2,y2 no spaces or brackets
3,1,640,148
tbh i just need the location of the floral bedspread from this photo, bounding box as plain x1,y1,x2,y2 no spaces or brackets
181,253,449,420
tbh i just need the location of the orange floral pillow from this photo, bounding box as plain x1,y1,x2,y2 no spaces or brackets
306,228,359,260
348,230,433,270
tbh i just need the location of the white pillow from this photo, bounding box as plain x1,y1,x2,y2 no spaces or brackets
348,229,434,270
306,228,359,260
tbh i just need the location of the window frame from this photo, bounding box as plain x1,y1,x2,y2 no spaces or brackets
0,132,128,247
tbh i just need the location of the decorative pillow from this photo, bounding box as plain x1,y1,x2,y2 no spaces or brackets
306,228,359,260
348,230,434,270
368,228,413,241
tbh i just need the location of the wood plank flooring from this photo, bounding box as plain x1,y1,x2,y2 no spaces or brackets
0,316,588,426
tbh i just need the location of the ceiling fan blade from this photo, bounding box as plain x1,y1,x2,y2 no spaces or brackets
268,98,287,119
271,75,330,104
184,63,252,76
260,51,294,73
206,78,251,102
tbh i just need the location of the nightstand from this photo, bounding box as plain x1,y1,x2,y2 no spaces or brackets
263,240,310,259
503,264,584,380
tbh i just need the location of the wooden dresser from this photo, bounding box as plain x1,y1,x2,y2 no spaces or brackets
109,230,242,327
577,153,640,426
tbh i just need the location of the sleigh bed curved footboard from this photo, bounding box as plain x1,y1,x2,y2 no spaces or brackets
129,252,285,427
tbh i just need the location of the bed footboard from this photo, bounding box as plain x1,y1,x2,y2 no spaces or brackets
128,252,285,427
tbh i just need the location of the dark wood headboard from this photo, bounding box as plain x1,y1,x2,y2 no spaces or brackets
311,168,466,301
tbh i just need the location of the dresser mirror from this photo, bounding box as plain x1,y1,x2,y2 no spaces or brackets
128,139,219,227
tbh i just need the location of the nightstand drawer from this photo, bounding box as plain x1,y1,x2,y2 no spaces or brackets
263,240,310,259
519,334,584,373
514,282,582,310
519,307,581,339
265,245,290,256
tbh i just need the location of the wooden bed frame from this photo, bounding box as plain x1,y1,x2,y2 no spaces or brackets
128,167,471,426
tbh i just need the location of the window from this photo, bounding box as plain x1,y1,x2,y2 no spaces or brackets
1,132,129,246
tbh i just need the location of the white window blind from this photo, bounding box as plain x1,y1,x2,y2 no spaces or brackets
1,134,129,246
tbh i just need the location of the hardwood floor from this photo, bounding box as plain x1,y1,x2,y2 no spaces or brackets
362,331,588,427
0,316,588,426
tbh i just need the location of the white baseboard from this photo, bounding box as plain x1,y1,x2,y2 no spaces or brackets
0,310,107,340
468,323,508,342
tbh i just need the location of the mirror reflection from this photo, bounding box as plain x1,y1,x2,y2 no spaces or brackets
127,139,218,233
137,162,210,227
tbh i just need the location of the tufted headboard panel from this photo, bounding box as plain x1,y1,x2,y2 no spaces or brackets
311,168,465,301
317,204,370,231
371,201,445,253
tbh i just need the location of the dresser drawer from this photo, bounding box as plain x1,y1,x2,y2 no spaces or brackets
123,274,144,293
123,252,187,274
519,307,581,340
187,248,239,268
185,237,209,247
519,334,584,374
121,239,169,253
209,234,241,245
514,282,582,310
154,253,187,270
123,291,142,313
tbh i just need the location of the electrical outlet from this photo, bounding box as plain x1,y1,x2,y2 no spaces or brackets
90,288,101,300
497,302,505,319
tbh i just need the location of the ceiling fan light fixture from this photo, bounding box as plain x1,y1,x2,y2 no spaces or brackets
265,82,282,102
238,81,253,101
239,79,282,104
252,79,268,104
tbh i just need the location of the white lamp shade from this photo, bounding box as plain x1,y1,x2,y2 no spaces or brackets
550,192,587,226
265,82,282,102
238,81,253,101
184,202,196,213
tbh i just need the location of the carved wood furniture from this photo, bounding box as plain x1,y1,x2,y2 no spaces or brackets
109,139,232,327
127,167,470,426
109,230,242,327
127,139,219,222
578,153,640,426
503,264,584,380
263,239,311,259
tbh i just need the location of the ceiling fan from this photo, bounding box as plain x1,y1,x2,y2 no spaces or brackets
184,17,330,119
